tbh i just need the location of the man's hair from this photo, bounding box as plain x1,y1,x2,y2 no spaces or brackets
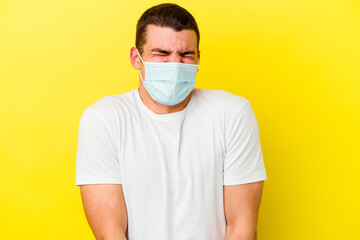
136,3,200,54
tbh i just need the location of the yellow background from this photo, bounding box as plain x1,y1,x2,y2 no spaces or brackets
1,0,359,239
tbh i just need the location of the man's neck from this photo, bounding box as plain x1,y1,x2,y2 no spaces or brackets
138,84,192,114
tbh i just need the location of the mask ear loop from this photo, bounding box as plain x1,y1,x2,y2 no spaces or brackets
136,48,145,83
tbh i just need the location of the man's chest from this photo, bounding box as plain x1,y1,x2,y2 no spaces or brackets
118,114,225,198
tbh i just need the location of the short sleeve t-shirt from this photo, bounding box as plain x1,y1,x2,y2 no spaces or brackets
76,88,267,240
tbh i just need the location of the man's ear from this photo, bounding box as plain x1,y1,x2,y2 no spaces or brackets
197,50,200,72
130,47,141,70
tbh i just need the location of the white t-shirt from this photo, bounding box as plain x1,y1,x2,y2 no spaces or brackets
76,88,267,240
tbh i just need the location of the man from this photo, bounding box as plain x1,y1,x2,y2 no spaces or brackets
76,3,267,240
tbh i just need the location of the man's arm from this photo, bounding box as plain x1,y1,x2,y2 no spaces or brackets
80,184,128,240
224,181,264,240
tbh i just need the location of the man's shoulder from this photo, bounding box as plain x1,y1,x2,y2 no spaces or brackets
83,90,136,119
194,88,250,112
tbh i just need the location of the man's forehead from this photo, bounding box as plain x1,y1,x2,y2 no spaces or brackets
144,25,197,52
145,24,196,36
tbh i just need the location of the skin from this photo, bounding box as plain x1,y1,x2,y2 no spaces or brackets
80,24,265,240
223,181,264,240
80,184,128,240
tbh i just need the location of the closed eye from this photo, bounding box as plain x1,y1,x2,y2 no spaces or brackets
151,48,171,56
153,53,168,56
180,51,196,57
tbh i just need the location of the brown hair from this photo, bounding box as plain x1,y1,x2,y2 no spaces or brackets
136,3,200,54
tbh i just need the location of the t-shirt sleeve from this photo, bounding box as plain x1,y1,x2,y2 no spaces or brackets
223,101,267,185
75,107,122,185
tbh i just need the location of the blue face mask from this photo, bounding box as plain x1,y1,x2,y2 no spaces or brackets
136,49,199,106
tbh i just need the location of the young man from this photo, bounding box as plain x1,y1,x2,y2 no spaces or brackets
76,3,267,240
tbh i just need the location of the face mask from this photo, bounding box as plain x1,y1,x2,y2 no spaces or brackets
136,49,199,106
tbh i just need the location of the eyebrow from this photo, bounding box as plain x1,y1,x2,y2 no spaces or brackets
151,48,196,56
